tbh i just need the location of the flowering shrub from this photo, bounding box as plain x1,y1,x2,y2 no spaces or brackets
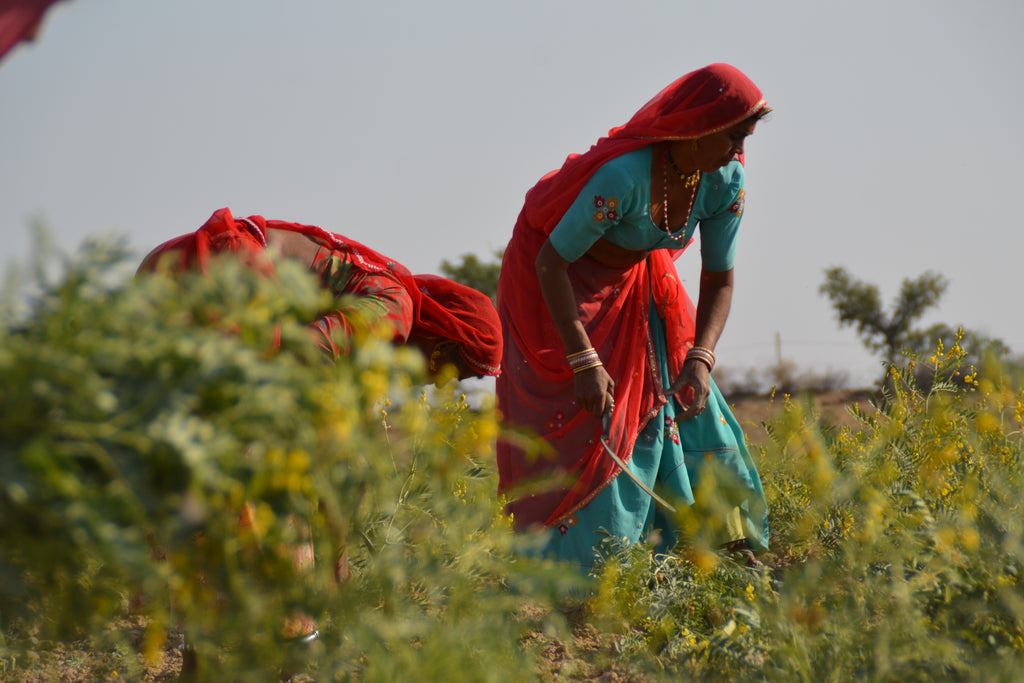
3,238,1023,681
0,238,567,681
585,342,1024,681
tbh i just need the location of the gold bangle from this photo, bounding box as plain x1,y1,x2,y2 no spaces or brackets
569,350,601,370
690,345,717,362
686,346,715,372
686,354,713,373
572,360,603,374
566,347,597,361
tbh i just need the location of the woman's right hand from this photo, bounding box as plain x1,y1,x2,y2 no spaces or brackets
574,364,615,418
535,239,615,419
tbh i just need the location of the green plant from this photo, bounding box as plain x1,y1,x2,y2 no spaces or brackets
6,233,1024,682
0,236,569,681
819,266,1007,389
580,347,1024,681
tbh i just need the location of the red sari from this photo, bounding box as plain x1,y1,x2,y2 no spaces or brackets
140,208,502,377
496,64,765,529
0,0,62,61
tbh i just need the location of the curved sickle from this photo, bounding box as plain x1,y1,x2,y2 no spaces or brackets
601,409,677,513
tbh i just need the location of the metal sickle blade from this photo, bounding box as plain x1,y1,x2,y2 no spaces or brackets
599,417,677,513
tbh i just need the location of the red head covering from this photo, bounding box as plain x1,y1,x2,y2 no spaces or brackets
522,63,765,237
412,275,502,377
140,208,503,377
137,208,273,275
497,64,766,528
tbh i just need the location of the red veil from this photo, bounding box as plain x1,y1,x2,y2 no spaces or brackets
140,208,502,377
497,64,765,528
0,0,62,61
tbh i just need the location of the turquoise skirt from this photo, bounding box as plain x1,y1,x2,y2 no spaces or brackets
536,305,769,569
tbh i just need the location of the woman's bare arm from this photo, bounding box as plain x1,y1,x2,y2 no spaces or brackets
669,267,733,420
536,239,615,418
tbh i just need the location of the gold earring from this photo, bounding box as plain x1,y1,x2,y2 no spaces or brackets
691,140,700,152
429,346,443,373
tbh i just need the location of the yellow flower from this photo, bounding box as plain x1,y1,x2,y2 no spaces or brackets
961,527,980,552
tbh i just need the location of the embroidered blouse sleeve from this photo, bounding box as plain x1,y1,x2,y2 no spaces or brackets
697,163,746,273
548,158,646,263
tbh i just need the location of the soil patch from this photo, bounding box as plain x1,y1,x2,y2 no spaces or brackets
727,388,878,444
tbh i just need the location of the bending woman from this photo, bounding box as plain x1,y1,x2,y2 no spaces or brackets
139,207,502,381
138,207,503,646
497,63,770,568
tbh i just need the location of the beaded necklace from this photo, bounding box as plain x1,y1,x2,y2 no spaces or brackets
660,146,701,241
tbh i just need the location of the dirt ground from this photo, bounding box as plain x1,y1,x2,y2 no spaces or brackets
727,388,878,443
8,619,186,682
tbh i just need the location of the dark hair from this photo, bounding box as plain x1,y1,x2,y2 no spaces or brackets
748,105,773,123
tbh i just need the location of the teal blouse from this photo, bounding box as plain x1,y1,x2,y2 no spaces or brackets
548,147,747,272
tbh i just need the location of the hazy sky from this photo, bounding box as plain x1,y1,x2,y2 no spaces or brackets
3,0,1022,387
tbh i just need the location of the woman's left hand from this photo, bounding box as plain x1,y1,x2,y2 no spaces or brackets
668,359,710,421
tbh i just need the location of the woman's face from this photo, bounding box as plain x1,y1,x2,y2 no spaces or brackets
676,118,759,173
431,340,478,382
408,336,478,384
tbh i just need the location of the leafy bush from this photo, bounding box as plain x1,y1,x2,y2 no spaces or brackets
4,237,1024,682
580,346,1024,681
0,237,572,681
819,266,1009,390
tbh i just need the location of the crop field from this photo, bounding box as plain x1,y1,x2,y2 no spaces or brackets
2,243,1023,682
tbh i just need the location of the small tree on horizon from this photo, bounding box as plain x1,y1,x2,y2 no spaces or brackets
819,266,1008,389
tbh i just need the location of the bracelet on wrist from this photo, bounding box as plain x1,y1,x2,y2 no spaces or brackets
685,355,713,373
567,348,601,371
690,345,716,361
685,345,716,372
566,347,597,361
572,359,603,374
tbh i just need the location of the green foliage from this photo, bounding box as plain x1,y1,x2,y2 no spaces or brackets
819,267,1008,389
439,250,503,304
581,350,1024,682
819,266,947,372
6,237,1024,681
0,237,572,681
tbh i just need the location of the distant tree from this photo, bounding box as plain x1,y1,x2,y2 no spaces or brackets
439,249,503,304
819,266,1008,388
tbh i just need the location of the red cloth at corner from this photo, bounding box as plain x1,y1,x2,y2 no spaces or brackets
0,0,62,61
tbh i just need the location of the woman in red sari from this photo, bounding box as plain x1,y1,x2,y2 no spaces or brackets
139,208,503,649
139,207,502,381
497,64,770,568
